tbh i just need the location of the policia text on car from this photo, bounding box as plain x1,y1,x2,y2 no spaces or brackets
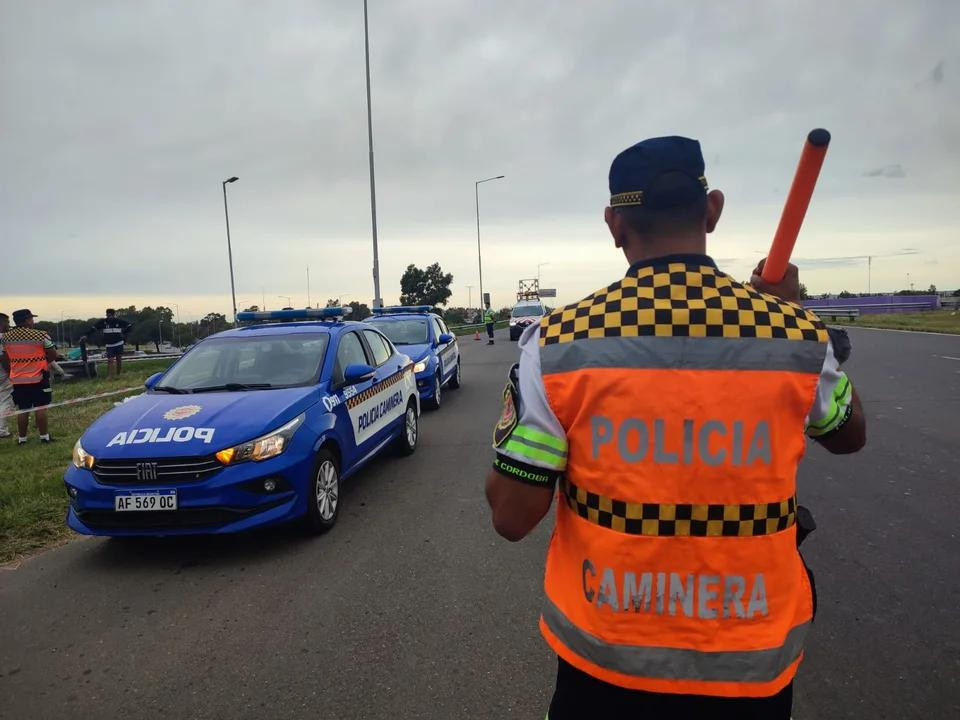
484,136,865,719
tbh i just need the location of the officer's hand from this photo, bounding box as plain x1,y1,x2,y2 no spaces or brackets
750,259,802,304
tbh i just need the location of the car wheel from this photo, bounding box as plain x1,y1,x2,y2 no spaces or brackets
425,371,442,410
304,449,340,534
449,360,462,389
396,400,419,455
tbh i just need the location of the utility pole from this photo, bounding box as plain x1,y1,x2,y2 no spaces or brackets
363,0,382,308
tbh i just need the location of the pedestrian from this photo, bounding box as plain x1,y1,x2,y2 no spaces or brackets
0,313,13,438
484,136,866,719
0,309,59,445
484,303,496,345
85,308,131,377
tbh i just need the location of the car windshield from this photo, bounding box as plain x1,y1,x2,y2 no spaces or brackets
368,319,429,345
157,333,329,392
512,305,543,318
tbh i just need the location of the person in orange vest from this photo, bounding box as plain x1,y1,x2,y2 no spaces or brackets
484,137,866,718
0,309,59,445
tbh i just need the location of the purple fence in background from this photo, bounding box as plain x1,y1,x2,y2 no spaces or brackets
804,295,941,314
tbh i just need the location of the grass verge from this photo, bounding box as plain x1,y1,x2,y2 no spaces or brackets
0,359,174,564
825,309,960,334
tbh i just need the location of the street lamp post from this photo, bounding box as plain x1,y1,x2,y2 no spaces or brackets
278,295,292,308
169,303,181,349
363,0,382,309
475,175,505,311
222,176,239,324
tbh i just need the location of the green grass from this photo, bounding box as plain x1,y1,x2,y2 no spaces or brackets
451,320,509,336
0,359,174,563
826,309,960,334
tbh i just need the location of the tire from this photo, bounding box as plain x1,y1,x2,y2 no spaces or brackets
448,360,462,389
396,400,419,456
304,449,340,534
424,371,442,410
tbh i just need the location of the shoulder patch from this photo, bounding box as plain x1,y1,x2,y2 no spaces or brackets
493,379,519,448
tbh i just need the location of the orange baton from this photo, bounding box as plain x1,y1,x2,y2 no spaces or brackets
761,128,831,283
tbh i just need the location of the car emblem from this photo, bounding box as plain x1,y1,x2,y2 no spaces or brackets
163,405,202,421
136,462,159,481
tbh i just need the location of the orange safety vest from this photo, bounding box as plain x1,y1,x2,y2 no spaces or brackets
536,260,828,698
2,327,51,385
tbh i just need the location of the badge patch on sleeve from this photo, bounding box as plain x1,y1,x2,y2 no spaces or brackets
493,377,519,448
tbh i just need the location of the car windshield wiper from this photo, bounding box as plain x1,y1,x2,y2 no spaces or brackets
189,383,273,393
153,385,187,394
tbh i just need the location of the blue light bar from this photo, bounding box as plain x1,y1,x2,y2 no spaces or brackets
236,307,353,322
370,305,433,315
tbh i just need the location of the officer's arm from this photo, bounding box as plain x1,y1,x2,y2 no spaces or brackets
485,469,554,542
806,340,866,454
43,335,57,363
485,328,568,542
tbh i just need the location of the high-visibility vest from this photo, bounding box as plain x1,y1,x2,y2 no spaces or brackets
484,310,496,324
536,259,828,698
2,327,51,385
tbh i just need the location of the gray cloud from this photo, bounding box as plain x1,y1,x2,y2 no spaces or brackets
863,164,907,178
1,0,959,313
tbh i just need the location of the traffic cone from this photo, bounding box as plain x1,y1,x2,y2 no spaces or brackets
474,329,482,341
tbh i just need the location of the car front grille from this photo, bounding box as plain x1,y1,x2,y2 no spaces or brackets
74,498,287,530
93,456,222,485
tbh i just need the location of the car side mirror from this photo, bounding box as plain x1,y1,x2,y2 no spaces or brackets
343,363,376,385
438,333,454,344
144,372,163,389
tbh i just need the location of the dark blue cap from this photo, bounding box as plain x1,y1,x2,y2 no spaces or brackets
609,136,708,209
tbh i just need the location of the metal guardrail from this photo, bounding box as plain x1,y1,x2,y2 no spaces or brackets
812,308,860,320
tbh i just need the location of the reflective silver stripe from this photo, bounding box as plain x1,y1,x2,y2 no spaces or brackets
540,336,825,375
105,341,125,348
542,596,808,682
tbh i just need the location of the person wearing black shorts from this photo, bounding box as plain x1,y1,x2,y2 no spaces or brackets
0,309,58,444
87,308,131,377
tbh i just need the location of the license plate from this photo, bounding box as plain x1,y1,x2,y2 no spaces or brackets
114,491,177,512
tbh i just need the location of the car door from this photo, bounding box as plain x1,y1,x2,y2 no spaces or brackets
433,317,458,384
331,330,378,470
360,329,409,448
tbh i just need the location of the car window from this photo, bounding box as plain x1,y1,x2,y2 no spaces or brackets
367,318,428,345
511,304,544,317
363,330,392,366
334,332,369,384
431,318,444,341
437,318,450,335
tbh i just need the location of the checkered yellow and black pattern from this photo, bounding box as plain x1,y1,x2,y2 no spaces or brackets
540,263,828,346
345,366,412,409
561,478,797,537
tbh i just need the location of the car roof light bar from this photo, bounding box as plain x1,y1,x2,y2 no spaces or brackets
236,307,353,322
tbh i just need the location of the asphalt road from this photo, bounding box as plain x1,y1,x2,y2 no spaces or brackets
1,326,958,719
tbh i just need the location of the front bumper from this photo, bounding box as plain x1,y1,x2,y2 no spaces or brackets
415,368,438,400
64,448,315,537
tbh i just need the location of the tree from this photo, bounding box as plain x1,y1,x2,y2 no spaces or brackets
242,305,260,312
798,283,809,301
837,290,855,299
399,263,453,307
927,284,937,294
347,301,370,320
199,312,228,338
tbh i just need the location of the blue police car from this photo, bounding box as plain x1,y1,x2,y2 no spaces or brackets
64,308,420,536
365,306,461,410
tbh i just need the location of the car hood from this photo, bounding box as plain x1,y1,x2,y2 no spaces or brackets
81,387,319,458
395,343,432,363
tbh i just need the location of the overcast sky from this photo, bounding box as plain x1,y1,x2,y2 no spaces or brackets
1,0,958,322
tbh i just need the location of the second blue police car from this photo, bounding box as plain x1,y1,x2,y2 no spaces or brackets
64,308,420,537
365,306,461,410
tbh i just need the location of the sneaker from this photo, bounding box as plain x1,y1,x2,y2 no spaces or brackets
17,436,28,445
39,435,55,444
0,428,10,438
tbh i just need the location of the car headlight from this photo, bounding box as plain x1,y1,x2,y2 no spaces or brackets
215,414,305,465
509,319,517,325
413,360,428,373
72,439,95,469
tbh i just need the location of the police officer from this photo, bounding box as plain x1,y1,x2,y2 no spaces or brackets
86,308,131,377
484,303,496,345
484,137,866,718
0,309,59,445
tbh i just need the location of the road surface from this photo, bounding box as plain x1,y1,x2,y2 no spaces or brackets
1,326,958,719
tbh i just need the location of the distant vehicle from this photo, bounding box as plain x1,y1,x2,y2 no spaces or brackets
365,306,461,410
509,299,547,341
64,307,420,537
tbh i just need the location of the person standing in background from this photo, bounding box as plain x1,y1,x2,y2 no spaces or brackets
0,313,13,438
0,309,58,444
86,308,131,377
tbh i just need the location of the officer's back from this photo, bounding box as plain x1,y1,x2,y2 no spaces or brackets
485,136,866,719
